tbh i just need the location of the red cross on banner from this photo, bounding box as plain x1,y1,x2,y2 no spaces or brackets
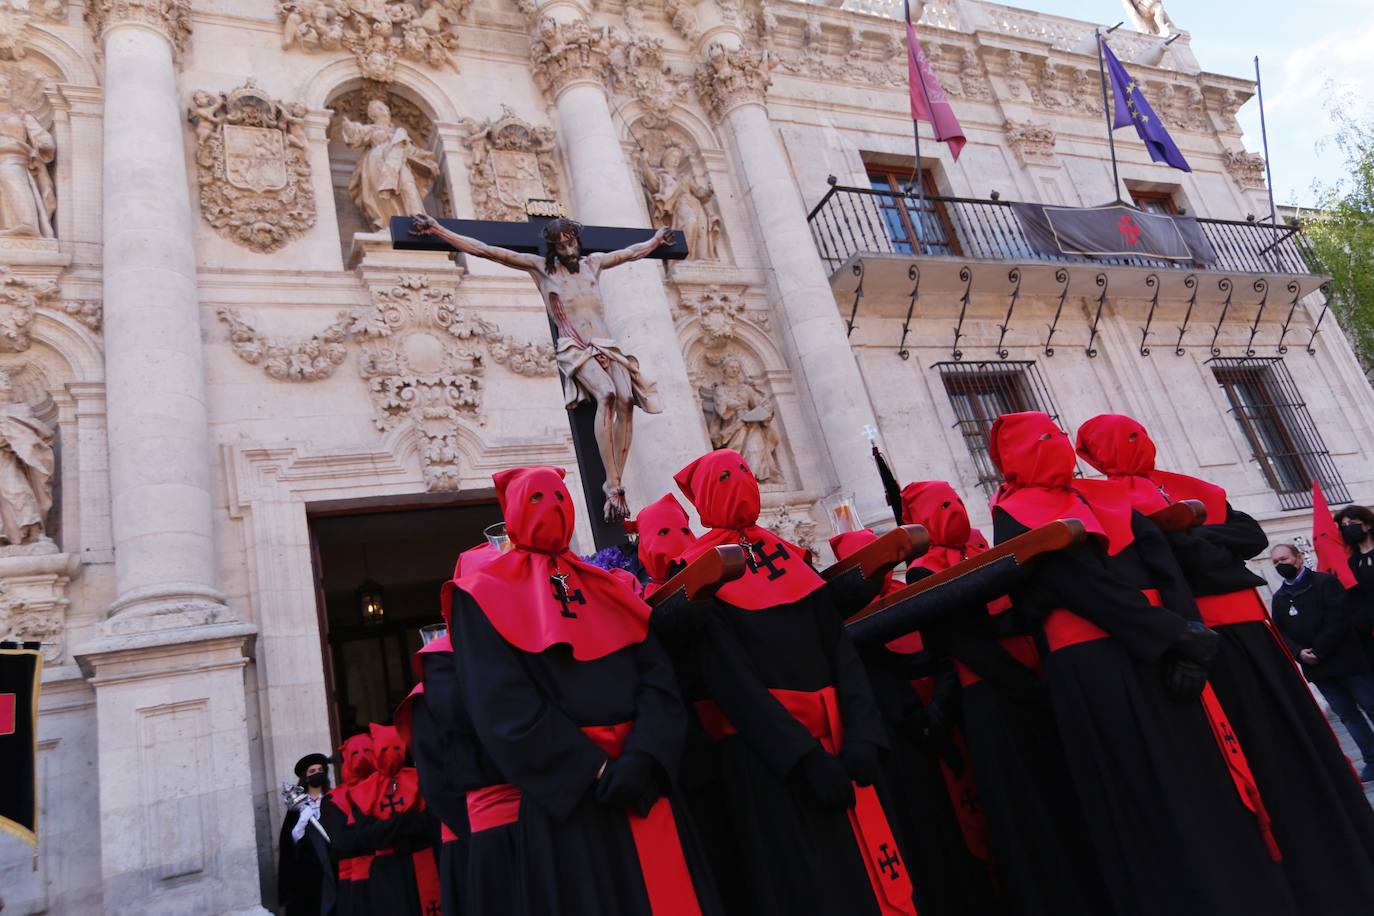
0,692,14,735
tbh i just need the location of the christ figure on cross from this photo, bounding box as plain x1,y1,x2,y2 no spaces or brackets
411,212,673,522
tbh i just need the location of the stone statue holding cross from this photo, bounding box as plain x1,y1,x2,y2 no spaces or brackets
411,212,673,521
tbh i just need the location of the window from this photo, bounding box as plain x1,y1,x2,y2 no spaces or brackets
1130,189,1178,215
1209,357,1349,510
868,168,959,257
937,360,1062,498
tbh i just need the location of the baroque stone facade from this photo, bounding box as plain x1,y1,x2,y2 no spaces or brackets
3,2,1371,915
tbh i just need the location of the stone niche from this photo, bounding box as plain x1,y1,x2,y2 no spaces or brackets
326,82,451,260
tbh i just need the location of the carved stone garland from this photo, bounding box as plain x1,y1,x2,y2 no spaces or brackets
189,80,317,254
277,0,469,82
457,106,560,223
217,308,352,381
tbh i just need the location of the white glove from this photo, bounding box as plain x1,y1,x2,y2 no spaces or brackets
290,807,315,843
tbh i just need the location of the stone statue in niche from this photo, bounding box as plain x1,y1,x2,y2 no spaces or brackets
637,142,721,261
340,99,440,230
701,355,782,484
0,74,54,239
0,366,52,546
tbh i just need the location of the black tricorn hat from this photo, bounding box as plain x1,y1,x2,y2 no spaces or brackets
294,752,330,780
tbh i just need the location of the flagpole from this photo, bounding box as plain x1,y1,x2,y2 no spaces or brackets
1254,55,1280,272
905,0,928,255
1095,29,1123,203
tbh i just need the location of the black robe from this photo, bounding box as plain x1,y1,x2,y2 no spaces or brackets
449,588,724,915
850,623,1002,916
921,594,1111,916
693,579,897,916
328,784,435,916
278,803,335,916
995,509,1297,916
1167,504,1374,912
411,650,473,916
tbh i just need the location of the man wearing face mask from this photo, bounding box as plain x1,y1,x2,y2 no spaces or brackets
278,752,336,916
1335,505,1374,643
1271,543,1374,782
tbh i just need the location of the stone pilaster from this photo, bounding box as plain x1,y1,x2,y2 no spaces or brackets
692,18,887,525
527,0,710,515
96,2,227,630
77,8,268,913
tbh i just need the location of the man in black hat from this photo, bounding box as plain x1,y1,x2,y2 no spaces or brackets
278,752,336,916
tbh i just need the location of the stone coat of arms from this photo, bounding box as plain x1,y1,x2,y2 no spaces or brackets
188,79,316,253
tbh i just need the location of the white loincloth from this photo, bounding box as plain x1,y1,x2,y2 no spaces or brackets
555,336,663,414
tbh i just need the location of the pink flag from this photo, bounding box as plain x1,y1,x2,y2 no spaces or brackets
1313,479,1357,588
906,21,965,161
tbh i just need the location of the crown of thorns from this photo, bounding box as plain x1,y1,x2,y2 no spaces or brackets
540,218,584,243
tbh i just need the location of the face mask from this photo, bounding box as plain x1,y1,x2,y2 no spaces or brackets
306,772,329,789
1342,523,1365,546
1274,562,1301,581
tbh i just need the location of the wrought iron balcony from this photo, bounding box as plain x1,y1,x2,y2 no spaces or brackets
807,182,1318,278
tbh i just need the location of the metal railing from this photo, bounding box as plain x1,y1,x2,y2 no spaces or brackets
808,183,1318,277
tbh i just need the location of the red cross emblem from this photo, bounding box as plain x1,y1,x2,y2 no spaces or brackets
0,693,15,736
1118,214,1142,245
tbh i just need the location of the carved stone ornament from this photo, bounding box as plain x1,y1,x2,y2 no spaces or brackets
609,20,690,128
189,80,317,254
217,307,352,381
457,105,560,222
761,502,816,554
0,562,75,664
0,266,58,351
695,42,773,123
1223,149,1267,191
663,0,699,43
278,0,469,82
529,15,615,98
0,0,64,62
86,0,192,54
1004,119,1057,167
353,275,555,490
677,285,768,349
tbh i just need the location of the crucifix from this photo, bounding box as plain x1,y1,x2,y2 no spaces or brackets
392,206,686,541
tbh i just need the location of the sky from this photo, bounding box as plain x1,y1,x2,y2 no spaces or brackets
1025,0,1374,207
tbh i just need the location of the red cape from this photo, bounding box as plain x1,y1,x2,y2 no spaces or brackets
675,449,824,610
457,467,650,661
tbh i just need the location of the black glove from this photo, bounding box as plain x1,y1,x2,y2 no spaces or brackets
1162,621,1220,702
648,588,713,646
825,567,885,620
595,752,656,810
839,740,881,787
796,747,855,810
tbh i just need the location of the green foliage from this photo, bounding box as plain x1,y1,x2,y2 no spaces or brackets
1309,93,1374,370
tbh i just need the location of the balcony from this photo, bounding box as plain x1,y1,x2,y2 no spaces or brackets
808,182,1331,356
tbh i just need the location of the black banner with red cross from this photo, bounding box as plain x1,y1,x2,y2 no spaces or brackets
0,643,41,847
1011,202,1216,265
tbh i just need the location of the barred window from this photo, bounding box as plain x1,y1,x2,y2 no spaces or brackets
937,360,1062,499
1209,357,1349,510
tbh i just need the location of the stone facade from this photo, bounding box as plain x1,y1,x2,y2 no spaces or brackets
0,1,1368,913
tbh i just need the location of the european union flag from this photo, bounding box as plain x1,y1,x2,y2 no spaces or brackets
1101,36,1191,172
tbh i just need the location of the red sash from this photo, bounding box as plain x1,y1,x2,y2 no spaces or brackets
953,635,1041,688
466,783,521,833
1044,589,1161,652
697,688,919,916
906,677,993,862
1040,589,1282,862
1196,590,1268,628
582,722,703,916
1198,683,1282,861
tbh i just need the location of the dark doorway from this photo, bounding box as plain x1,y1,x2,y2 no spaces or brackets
309,500,502,745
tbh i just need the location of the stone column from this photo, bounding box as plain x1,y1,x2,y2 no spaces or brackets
90,0,227,630
695,31,888,524
77,5,268,914
529,2,710,509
